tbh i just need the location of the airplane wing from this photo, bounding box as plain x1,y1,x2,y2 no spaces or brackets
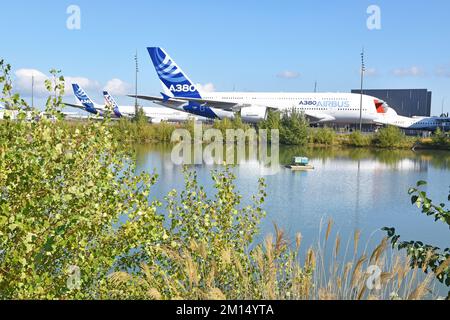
304,111,336,123
129,94,182,103
129,94,245,112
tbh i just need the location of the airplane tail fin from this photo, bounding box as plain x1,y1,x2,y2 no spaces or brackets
103,91,122,117
147,47,202,99
72,84,98,114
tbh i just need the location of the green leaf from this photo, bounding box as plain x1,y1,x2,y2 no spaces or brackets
416,180,427,187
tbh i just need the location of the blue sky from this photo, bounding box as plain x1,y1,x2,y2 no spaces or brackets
1,0,450,114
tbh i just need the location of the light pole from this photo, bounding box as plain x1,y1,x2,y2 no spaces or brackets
31,74,34,109
359,48,365,132
134,50,139,117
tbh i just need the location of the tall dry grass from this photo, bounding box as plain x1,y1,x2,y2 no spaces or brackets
108,219,442,300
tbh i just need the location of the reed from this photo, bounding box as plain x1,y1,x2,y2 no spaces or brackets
109,220,443,300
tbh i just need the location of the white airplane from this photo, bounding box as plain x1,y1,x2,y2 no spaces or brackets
102,90,206,123
131,47,391,124
65,84,207,123
374,108,450,131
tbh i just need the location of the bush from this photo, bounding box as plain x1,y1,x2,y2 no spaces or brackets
348,130,372,147
431,128,450,148
374,126,407,148
309,127,336,145
133,105,147,124
111,118,176,143
212,115,250,138
279,108,309,145
0,118,169,299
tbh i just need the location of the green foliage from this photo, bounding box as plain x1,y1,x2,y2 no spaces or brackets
212,115,251,137
110,167,316,300
44,69,65,118
309,127,336,145
279,108,309,145
347,130,372,147
431,128,450,148
111,118,176,143
259,110,280,131
0,59,29,112
0,63,167,299
133,105,147,125
258,110,280,143
0,119,168,299
383,180,450,298
374,126,409,148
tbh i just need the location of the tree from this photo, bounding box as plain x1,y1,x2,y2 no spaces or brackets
0,59,28,113
279,108,309,145
133,105,147,125
431,127,450,148
0,62,165,299
258,109,280,131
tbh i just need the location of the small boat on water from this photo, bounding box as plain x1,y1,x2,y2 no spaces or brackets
285,157,315,171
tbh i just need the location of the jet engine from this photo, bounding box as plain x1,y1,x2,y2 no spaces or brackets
240,106,268,123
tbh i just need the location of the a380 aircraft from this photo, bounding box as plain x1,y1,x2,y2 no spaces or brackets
65,84,205,123
131,47,392,124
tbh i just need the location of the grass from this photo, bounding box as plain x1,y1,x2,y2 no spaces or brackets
111,118,178,143
108,219,443,300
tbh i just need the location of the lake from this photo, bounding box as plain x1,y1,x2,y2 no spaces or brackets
133,144,450,254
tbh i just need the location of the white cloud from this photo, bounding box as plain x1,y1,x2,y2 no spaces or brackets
14,68,48,97
392,66,425,77
276,70,300,79
14,68,100,97
65,77,100,95
103,78,132,96
195,82,216,92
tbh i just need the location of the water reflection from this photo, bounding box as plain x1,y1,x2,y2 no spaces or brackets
133,144,450,253
135,144,450,173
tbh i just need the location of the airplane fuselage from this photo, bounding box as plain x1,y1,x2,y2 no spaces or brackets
377,115,450,131
156,91,386,124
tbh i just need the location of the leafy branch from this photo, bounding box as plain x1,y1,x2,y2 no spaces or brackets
383,180,450,298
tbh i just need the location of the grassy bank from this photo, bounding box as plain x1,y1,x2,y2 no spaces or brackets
101,118,449,150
